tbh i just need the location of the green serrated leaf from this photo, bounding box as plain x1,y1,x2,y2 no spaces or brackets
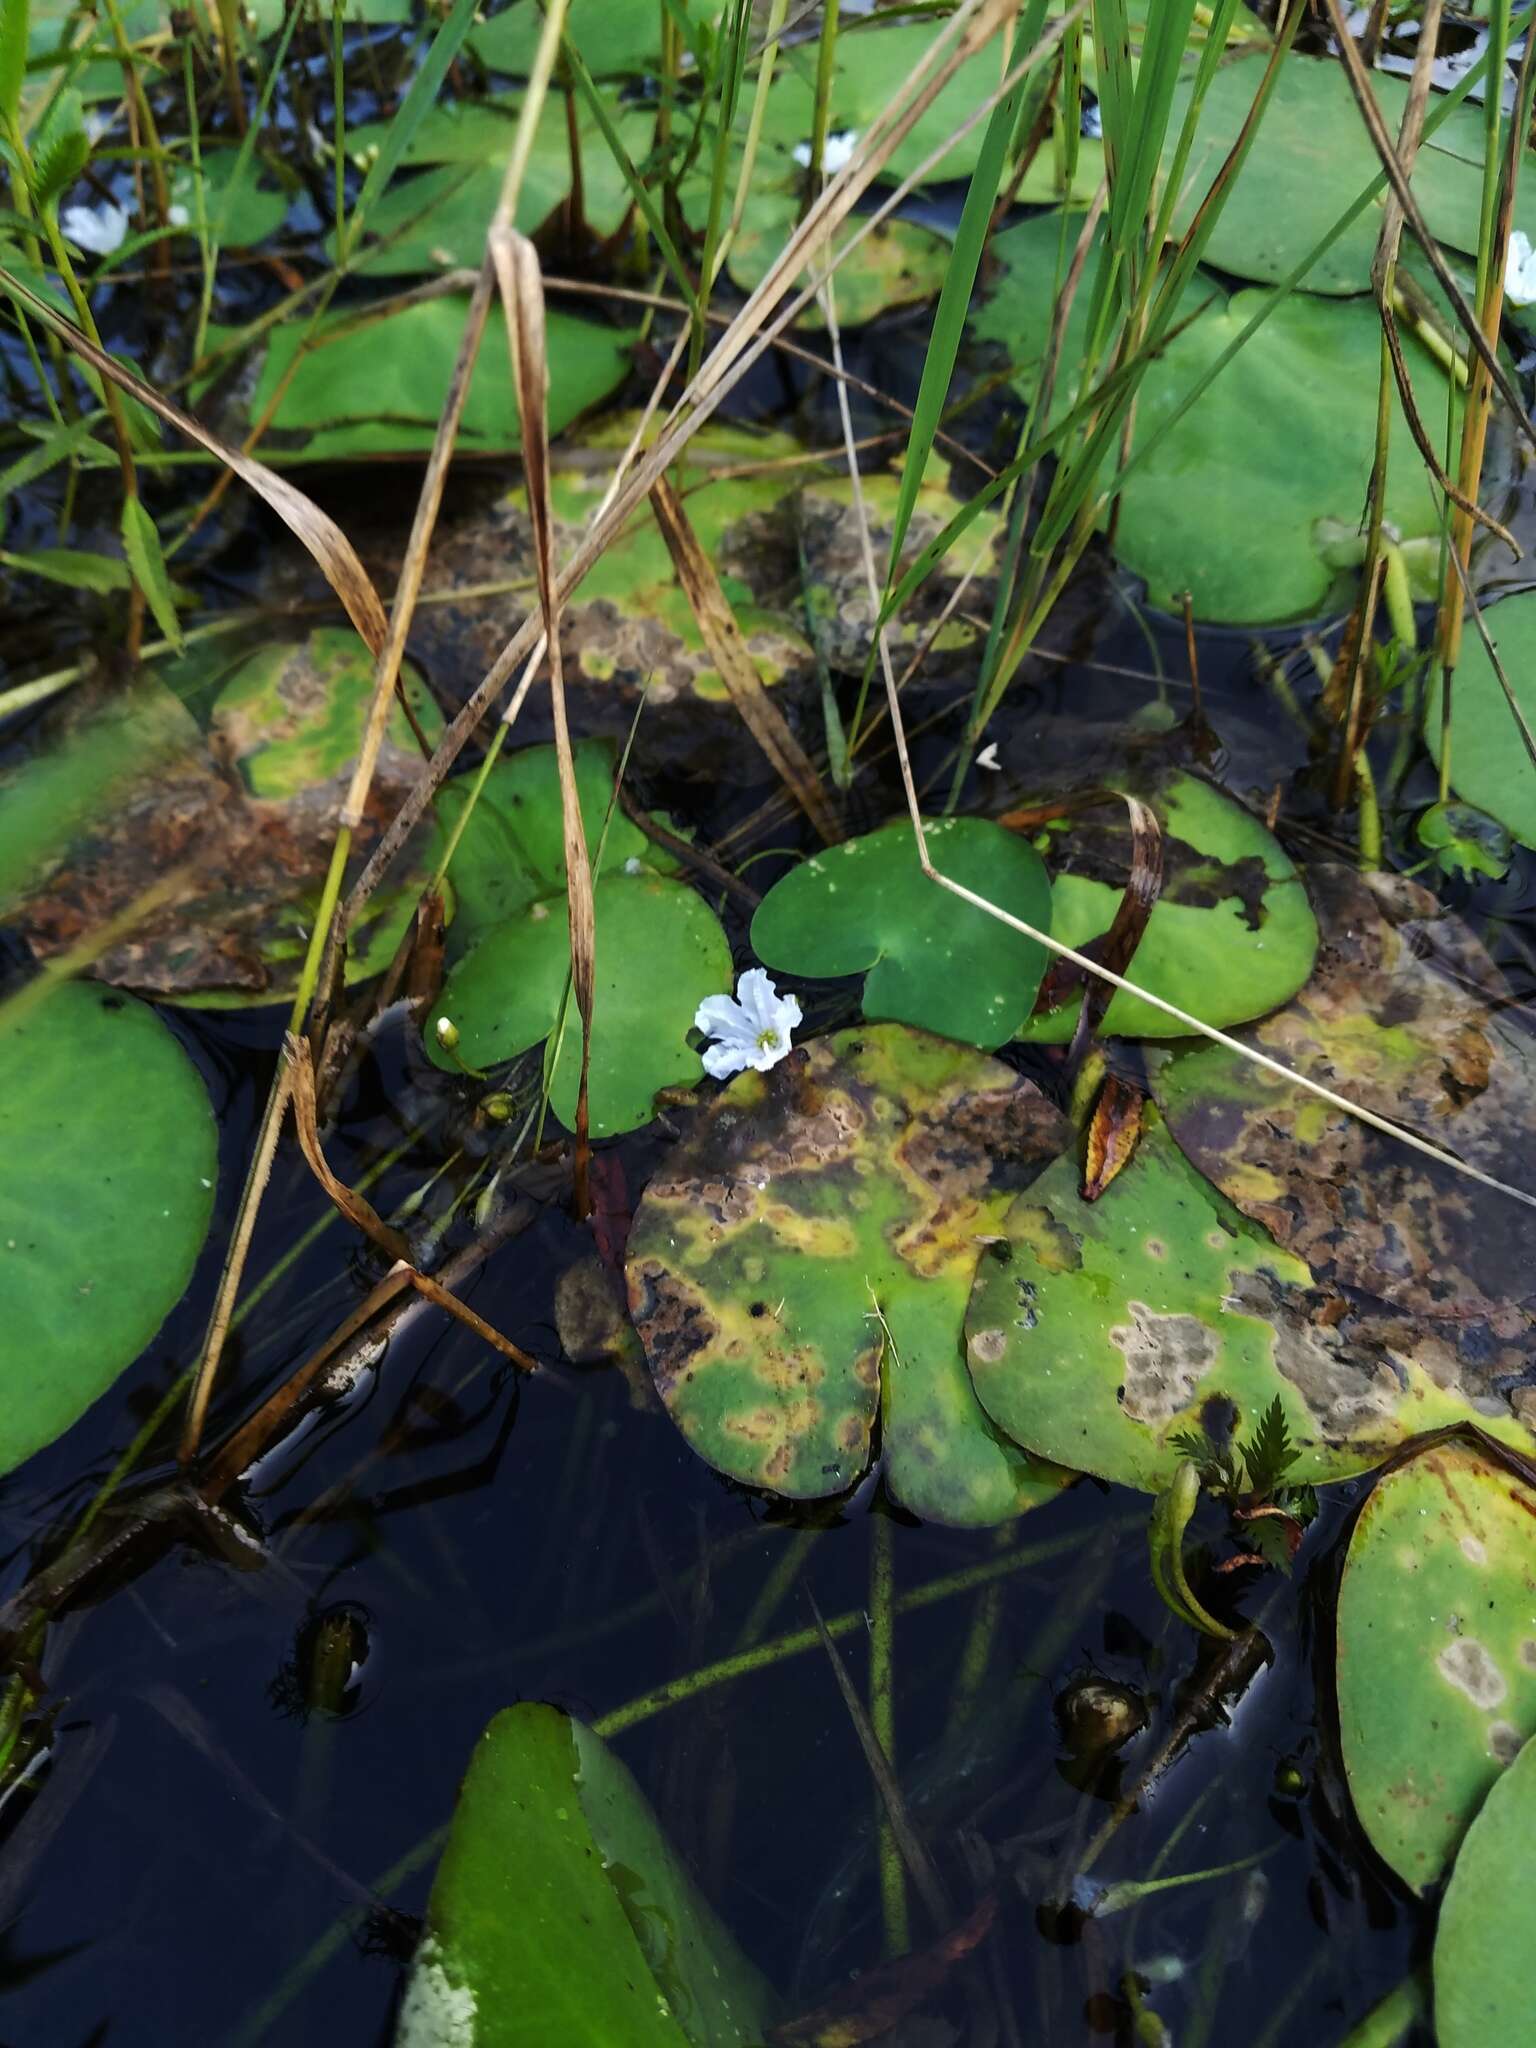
31,89,88,206
119,496,183,647
1240,1394,1299,1498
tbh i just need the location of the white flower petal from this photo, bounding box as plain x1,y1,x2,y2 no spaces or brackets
59,202,129,256
702,1038,750,1080
1507,231,1536,307
694,993,750,1039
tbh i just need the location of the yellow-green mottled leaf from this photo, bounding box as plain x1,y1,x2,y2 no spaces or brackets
627,1024,1074,1524
1435,1727,1536,2047
1338,1443,1536,1896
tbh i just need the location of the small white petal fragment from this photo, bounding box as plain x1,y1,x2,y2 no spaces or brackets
694,968,802,1080
1507,229,1536,307
59,202,129,255
975,742,1001,772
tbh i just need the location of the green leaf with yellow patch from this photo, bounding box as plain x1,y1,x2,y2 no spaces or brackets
626,1023,1075,1524
1338,1441,1536,1897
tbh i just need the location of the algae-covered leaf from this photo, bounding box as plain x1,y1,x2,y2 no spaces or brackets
1338,1443,1536,1896
973,211,1462,623
0,982,216,1476
1434,1722,1536,2048
397,1703,771,2048
222,295,631,462
1164,51,1536,295
963,1111,1516,1496
433,739,658,954
1019,771,1317,1042
1423,588,1536,849
1156,864,1536,1409
427,873,730,1137
9,630,440,1004
751,819,1051,1051
627,1024,1074,1524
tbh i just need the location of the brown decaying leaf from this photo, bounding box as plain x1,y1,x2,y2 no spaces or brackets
0,268,389,655
768,1895,998,2048
650,474,842,842
1080,1072,1145,1202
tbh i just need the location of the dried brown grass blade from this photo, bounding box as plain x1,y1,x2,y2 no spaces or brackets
650,475,841,842
288,1033,412,1262
0,267,389,655
491,222,595,1213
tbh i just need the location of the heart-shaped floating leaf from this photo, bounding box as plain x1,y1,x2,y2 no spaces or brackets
1337,1442,1536,1896
1164,51,1536,296
339,94,656,275
963,1110,1522,1495
217,296,632,462
0,982,216,1476
1434,1727,1536,2048
397,1703,772,2048
972,212,1462,623
427,873,731,1137
1155,864,1536,1404
626,1024,1074,1525
433,739,660,954
1424,588,1536,850
751,820,1051,1051
1017,771,1318,1042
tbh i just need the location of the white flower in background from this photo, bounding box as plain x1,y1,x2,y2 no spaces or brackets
694,969,802,1080
1507,231,1536,307
58,201,129,255
793,127,860,174
1081,100,1103,141
167,203,189,228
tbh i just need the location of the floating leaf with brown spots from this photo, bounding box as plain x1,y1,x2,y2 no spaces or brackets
1017,770,1317,1043
1155,865,1536,1413
7,630,441,1005
1337,1441,1536,1896
626,1024,1074,1525
963,1111,1528,1496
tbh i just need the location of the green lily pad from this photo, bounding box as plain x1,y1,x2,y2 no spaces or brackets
973,211,1463,623
1435,1726,1536,2048
223,295,632,462
340,94,656,275
10,633,439,1004
433,740,660,955
1337,1442,1536,1895
1164,51,1536,295
1424,588,1536,850
1018,771,1318,1042
397,1703,771,2047
0,982,216,1476
1155,864,1536,1406
963,1110,1522,1495
627,1024,1075,1524
751,819,1052,1051
427,872,730,1137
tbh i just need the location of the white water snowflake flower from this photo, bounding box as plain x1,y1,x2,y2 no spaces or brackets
59,201,129,256
1507,230,1536,307
793,127,859,174
694,969,802,1080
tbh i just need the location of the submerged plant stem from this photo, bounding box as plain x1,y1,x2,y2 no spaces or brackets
870,1510,908,1957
